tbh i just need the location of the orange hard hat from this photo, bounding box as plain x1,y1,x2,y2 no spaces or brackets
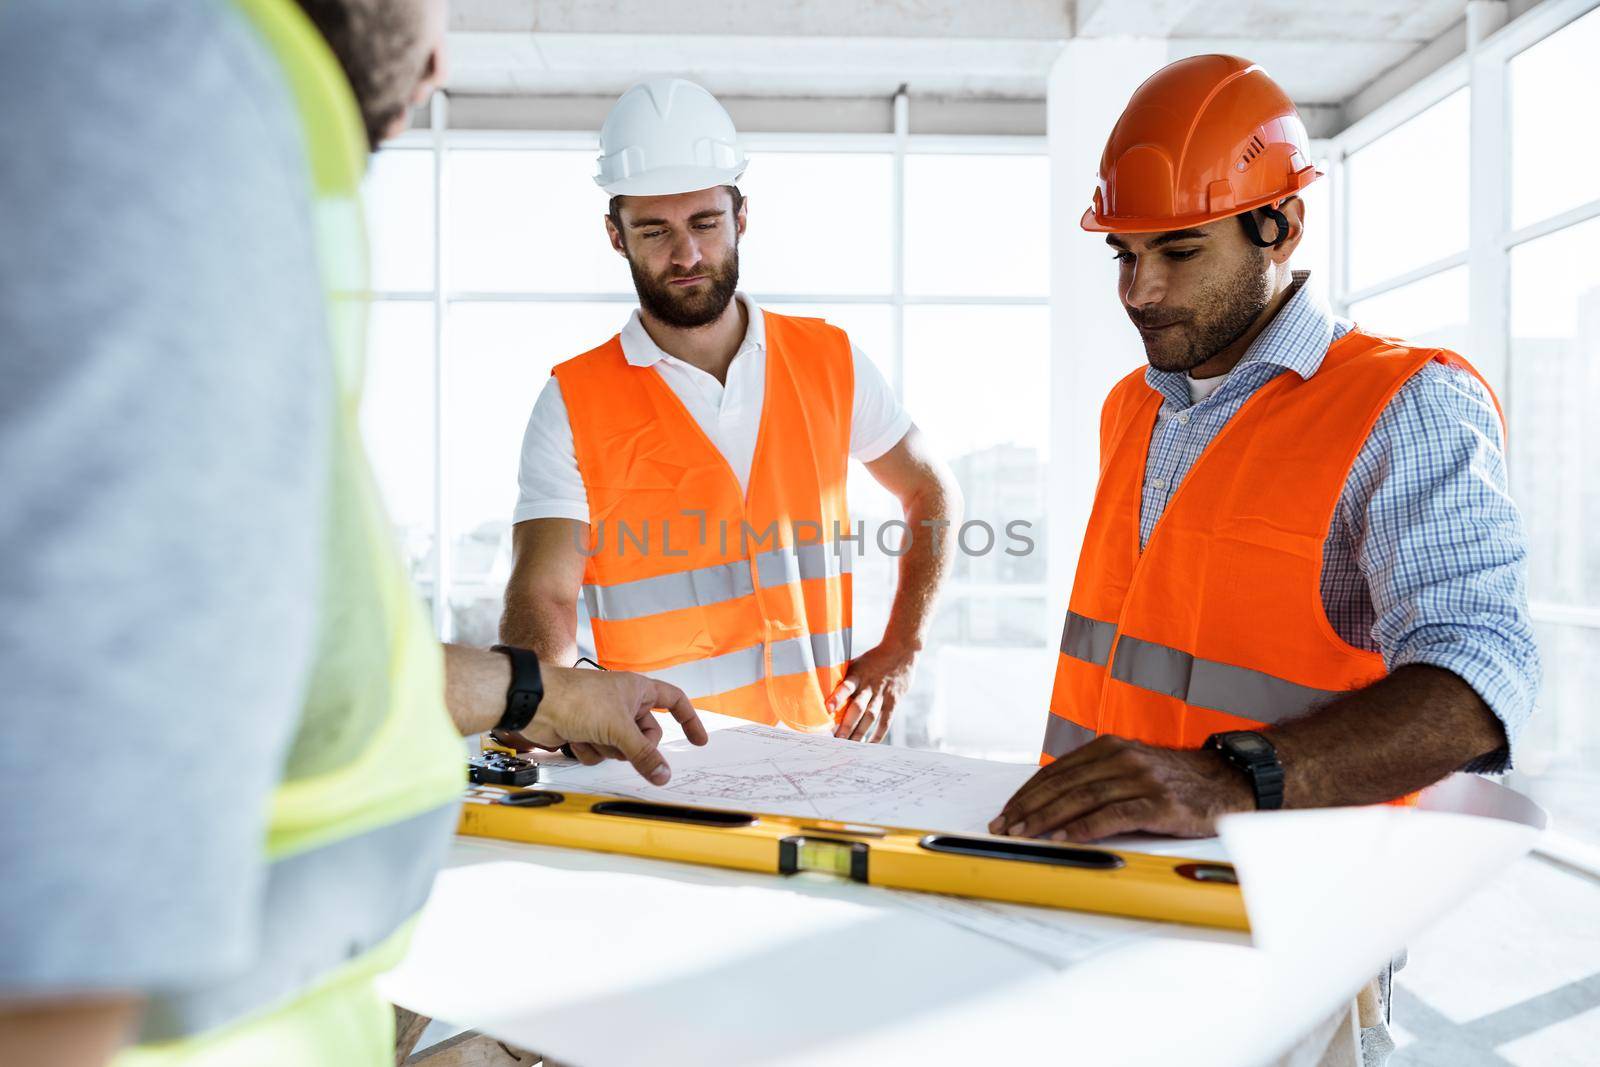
1081,54,1320,235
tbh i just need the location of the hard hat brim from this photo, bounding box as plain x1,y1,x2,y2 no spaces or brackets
1080,168,1323,235
596,163,748,198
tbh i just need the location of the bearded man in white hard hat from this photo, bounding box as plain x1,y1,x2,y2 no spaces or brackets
499,78,961,747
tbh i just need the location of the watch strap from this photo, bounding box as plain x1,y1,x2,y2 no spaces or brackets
489,644,544,734
1246,754,1285,811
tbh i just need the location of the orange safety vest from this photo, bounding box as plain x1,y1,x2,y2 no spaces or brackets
1043,330,1502,805
555,311,854,731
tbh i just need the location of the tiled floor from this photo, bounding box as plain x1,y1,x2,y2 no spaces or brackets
1389,850,1600,1066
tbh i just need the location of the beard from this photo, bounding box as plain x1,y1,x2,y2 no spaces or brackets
1128,249,1272,373
629,246,741,329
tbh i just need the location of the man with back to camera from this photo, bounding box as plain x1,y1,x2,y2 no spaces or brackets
0,3,705,1065
499,78,963,749
994,54,1539,841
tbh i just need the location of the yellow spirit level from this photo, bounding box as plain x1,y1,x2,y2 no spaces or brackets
459,786,1249,931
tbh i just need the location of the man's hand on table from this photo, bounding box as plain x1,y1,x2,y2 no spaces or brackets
827,639,919,742
506,667,708,785
990,736,1254,842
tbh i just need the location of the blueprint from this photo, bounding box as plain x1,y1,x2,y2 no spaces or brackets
541,723,1038,834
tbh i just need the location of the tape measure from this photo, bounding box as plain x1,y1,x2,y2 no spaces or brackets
459,785,1248,931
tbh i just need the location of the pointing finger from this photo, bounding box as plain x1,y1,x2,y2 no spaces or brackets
647,679,707,746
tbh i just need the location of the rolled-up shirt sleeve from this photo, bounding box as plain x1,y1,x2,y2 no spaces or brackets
1349,361,1541,773
0,1,330,995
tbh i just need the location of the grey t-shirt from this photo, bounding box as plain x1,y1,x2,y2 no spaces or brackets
0,0,332,996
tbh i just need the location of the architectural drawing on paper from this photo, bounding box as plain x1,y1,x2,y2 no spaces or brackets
662,755,970,816
546,723,1036,832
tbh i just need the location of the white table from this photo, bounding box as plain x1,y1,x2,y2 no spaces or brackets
382,776,1543,1067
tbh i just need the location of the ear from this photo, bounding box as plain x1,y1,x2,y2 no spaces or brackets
604,213,628,258
734,195,748,240
413,0,450,103
1269,196,1306,266
414,44,447,104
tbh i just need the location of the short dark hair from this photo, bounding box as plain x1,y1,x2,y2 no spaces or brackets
608,185,745,243
294,0,429,151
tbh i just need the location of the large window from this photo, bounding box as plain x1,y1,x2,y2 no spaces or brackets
1343,88,1470,302
1510,6,1600,229
361,302,435,591
1508,217,1600,612
1504,211,1600,843
1329,1,1600,852
1347,265,1469,352
1344,88,1469,295
359,131,1048,754
361,150,437,600
1504,9,1600,848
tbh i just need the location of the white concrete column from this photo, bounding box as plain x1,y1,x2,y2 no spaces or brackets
1045,39,1168,627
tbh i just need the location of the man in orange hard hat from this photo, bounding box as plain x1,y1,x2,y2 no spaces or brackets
994,55,1538,842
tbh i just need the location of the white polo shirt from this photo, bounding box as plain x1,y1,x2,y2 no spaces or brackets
514,294,913,525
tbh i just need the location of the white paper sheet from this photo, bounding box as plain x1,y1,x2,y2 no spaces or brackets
542,722,1038,833
880,888,1223,970
1217,775,1546,1030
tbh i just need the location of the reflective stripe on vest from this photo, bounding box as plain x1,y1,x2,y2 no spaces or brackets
136,802,456,1042
1042,331,1504,792
584,539,853,623
124,1,466,1056
643,627,854,698
1060,611,1116,667
1041,713,1099,762
1108,634,1343,723
1058,613,1342,724
556,312,855,731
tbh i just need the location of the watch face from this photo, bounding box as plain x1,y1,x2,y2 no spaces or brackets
1229,733,1270,757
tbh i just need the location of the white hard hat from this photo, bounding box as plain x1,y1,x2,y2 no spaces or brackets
594,78,748,196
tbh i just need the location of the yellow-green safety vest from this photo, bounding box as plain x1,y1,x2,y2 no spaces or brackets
114,1,463,1063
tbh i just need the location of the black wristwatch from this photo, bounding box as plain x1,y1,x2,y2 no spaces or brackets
1204,731,1285,811
489,645,544,734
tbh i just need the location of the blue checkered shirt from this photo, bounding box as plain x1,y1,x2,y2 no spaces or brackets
1139,273,1539,772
